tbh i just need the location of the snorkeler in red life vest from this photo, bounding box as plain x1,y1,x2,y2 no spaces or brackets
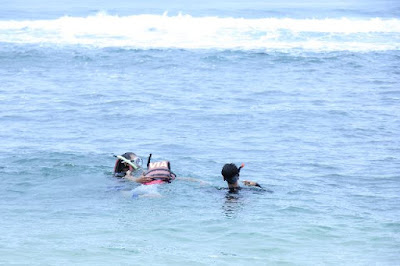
221,163,262,192
114,153,176,185
139,153,176,185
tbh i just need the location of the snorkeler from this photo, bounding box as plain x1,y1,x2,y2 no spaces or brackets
221,163,262,192
139,153,177,185
114,153,176,185
113,152,153,184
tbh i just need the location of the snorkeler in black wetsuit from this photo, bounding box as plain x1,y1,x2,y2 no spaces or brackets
221,163,263,193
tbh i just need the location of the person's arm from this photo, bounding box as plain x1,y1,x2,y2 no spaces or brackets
242,180,262,188
176,177,211,185
123,171,153,184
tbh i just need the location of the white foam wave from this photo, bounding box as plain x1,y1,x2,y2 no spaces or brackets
1,13,399,51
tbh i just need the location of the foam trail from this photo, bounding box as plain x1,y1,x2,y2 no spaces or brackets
1,13,400,51
130,184,162,198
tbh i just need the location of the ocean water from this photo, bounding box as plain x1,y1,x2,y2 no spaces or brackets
1,0,400,265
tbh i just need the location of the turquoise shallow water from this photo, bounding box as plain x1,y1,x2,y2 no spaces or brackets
1,1,400,265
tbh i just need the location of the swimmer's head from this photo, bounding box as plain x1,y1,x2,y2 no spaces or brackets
122,152,136,160
121,152,143,168
221,163,240,184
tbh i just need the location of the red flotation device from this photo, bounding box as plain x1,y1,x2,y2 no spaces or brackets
142,159,176,185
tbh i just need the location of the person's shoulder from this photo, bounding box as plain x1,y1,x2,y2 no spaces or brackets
238,186,273,193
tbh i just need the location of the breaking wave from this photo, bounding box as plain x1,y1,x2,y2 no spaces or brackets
1,12,399,52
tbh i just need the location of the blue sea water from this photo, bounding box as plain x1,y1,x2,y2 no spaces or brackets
1,0,400,265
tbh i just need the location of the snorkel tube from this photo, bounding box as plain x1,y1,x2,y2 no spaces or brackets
238,163,244,173
114,155,140,170
147,153,152,168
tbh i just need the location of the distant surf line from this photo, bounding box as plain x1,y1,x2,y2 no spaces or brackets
1,13,399,52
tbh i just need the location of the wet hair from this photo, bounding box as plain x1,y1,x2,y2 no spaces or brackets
221,163,239,184
122,152,136,160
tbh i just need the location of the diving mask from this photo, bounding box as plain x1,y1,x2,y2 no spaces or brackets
116,155,143,170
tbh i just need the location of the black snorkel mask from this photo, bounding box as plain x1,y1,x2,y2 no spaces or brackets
225,174,239,184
